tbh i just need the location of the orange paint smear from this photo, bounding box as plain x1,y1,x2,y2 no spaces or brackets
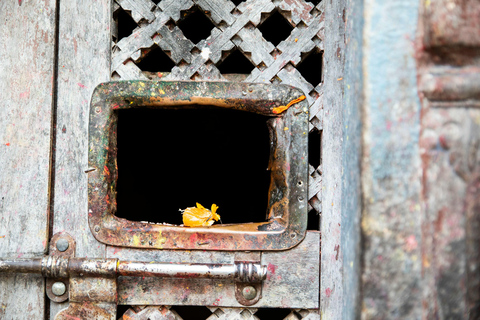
272,95,306,114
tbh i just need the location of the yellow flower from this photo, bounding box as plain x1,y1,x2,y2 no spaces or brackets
182,203,220,227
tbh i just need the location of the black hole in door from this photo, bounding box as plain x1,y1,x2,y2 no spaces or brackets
172,306,212,320
115,9,138,42
231,0,244,6
135,44,175,72
259,11,293,47
217,49,255,74
307,209,320,231
308,129,321,169
310,0,323,5
116,107,271,225
116,305,130,319
297,49,323,87
178,6,215,44
255,308,292,319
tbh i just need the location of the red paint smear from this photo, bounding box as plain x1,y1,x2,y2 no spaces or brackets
212,298,221,306
18,0,22,5
325,287,332,297
5,143,10,146
77,83,87,89
189,233,198,245
267,263,277,275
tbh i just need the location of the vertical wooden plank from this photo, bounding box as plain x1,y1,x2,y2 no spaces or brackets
0,0,56,318
342,0,364,318
360,0,423,318
50,0,111,317
321,0,346,318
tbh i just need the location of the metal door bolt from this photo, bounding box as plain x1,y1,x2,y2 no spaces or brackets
242,286,257,300
52,282,67,296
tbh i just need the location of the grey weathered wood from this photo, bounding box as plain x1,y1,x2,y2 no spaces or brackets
320,0,345,318
116,0,156,23
50,0,111,317
0,0,56,318
246,17,323,83
112,0,194,73
341,0,363,318
154,26,194,64
236,27,275,66
195,0,235,25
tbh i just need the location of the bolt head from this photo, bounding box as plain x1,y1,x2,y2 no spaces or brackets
52,282,66,296
56,238,69,252
242,286,257,300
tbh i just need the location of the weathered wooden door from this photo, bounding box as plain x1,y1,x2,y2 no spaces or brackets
1,0,327,318
3,0,479,319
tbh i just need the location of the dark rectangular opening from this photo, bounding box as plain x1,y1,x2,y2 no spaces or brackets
115,107,271,225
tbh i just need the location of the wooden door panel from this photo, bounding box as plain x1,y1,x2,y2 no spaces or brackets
49,0,111,317
0,1,56,318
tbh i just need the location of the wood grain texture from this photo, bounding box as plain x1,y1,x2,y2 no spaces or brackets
360,0,423,318
342,0,363,318
0,0,56,318
50,0,111,317
320,0,345,318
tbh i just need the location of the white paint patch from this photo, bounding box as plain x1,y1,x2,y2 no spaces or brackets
201,48,211,60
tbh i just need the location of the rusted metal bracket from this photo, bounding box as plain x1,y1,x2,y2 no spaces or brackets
88,81,309,251
46,232,75,303
234,252,263,306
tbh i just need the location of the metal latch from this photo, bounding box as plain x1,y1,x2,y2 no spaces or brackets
0,257,267,281
0,233,267,309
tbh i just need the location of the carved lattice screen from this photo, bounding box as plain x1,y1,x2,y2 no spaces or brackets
111,0,323,317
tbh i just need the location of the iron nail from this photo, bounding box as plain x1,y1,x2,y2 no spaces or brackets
242,286,257,300
56,238,69,252
52,282,66,296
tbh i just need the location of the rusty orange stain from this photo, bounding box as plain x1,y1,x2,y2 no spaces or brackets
272,95,306,114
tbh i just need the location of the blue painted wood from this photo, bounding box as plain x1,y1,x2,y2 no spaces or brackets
360,0,423,318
